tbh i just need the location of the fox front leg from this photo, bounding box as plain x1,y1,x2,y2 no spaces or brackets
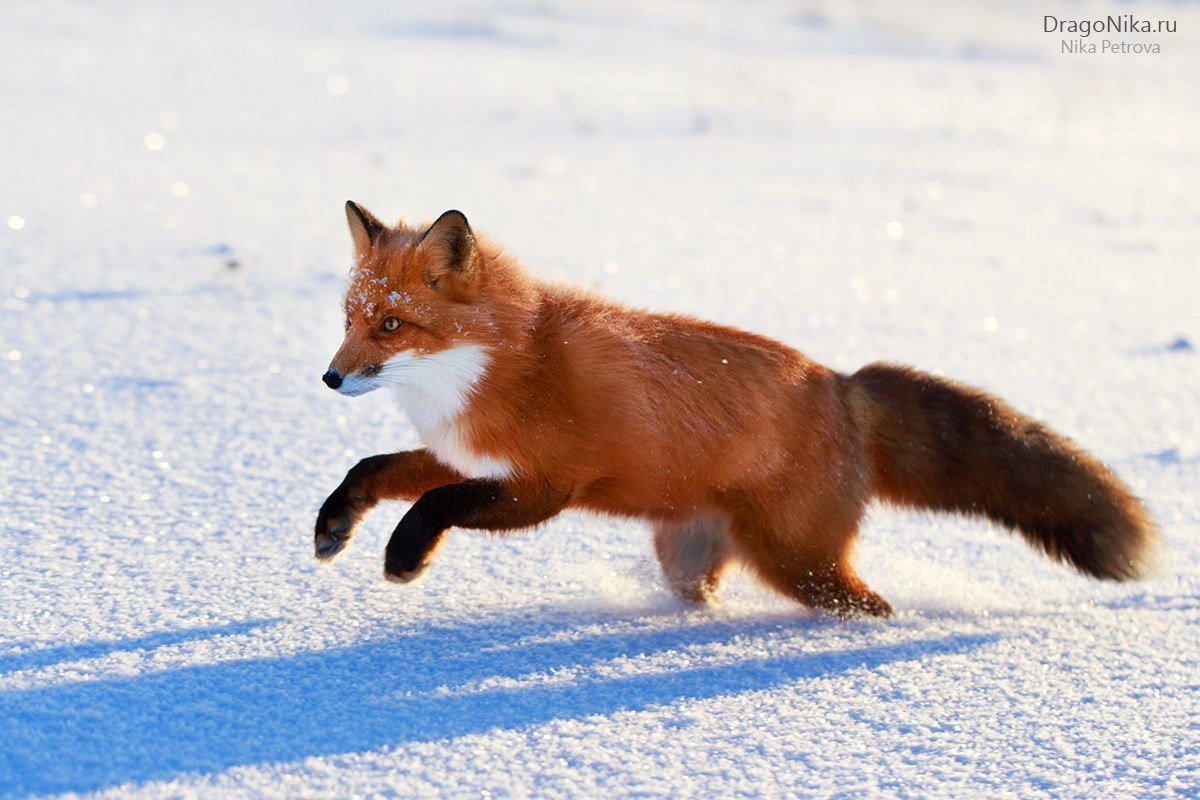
383,479,571,583
314,450,463,562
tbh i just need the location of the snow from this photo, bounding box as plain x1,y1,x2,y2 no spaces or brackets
1,0,1198,797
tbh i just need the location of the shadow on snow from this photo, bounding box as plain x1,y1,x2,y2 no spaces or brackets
0,611,995,796
0,619,280,675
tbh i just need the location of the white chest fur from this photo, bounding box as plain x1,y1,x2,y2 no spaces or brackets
384,344,515,480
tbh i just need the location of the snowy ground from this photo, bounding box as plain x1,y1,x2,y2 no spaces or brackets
1,1,1198,797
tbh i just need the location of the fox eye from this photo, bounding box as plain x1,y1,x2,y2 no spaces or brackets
382,316,402,332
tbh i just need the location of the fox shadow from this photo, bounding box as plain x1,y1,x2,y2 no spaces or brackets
0,610,995,796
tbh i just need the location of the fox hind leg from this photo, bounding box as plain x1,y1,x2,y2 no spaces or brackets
729,501,892,618
653,514,734,604
792,562,892,618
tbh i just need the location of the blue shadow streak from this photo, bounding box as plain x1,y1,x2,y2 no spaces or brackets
0,619,282,675
0,613,996,797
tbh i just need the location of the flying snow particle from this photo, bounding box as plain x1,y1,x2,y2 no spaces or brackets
326,75,349,96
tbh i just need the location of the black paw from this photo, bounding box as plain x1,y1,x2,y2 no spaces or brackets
314,487,369,562
383,506,441,584
382,560,432,584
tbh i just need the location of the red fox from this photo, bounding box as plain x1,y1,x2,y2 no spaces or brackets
315,202,1158,617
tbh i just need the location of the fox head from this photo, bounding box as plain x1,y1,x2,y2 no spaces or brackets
322,202,517,406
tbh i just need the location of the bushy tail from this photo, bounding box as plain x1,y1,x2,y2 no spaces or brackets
845,363,1157,579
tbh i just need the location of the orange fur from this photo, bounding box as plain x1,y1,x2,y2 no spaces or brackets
316,204,1159,617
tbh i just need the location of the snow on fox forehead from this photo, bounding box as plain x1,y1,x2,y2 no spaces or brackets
342,268,417,316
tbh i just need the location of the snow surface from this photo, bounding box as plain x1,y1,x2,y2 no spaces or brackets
1,1,1198,797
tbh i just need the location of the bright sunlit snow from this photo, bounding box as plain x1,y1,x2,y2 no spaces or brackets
1,1,1197,797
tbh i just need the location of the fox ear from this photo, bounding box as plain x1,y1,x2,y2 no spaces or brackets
345,201,386,261
416,210,478,298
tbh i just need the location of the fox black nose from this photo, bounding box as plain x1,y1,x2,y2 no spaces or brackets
322,369,343,390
